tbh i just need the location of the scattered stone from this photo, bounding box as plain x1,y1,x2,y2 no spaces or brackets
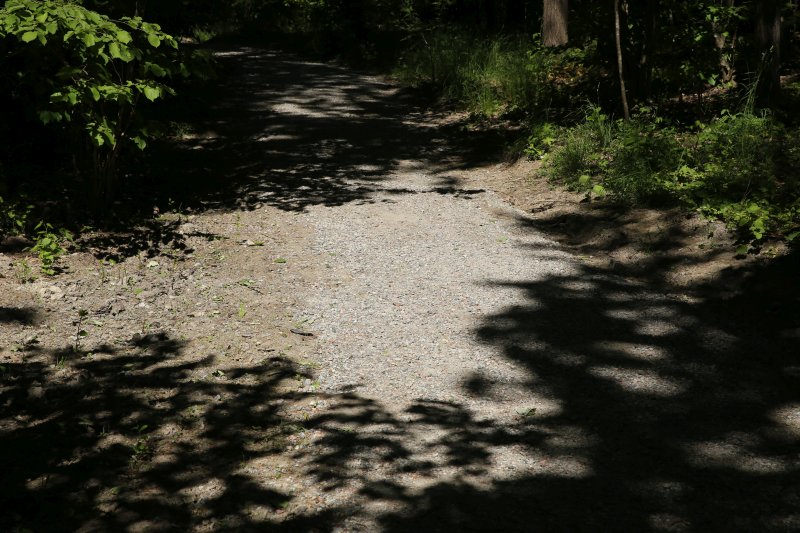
39,285,64,300
178,223,198,235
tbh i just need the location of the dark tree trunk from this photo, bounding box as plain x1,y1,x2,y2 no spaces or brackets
712,0,737,85
614,0,630,119
756,0,782,102
543,0,568,46
638,0,657,99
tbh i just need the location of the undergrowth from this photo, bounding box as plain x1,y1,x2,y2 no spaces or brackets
395,29,590,117
539,107,800,245
1,195,71,275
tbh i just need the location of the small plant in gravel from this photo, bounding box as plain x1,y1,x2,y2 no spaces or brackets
30,222,71,275
130,424,152,462
13,259,35,283
74,309,89,352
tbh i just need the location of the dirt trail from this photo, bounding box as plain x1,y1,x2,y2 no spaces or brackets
1,47,799,532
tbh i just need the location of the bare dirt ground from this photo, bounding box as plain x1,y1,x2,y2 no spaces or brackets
2,46,799,532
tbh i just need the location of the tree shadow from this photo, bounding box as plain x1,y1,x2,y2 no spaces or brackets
373,256,800,530
135,47,498,216
64,45,508,262
0,306,39,325
0,331,319,531
4,220,797,532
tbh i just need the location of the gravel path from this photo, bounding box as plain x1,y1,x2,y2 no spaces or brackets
2,46,796,532
215,48,798,531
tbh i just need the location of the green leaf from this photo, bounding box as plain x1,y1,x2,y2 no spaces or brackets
145,62,166,77
142,85,160,101
735,244,749,257
38,110,62,124
147,34,161,48
81,33,96,47
108,41,122,59
21,31,38,42
132,136,147,150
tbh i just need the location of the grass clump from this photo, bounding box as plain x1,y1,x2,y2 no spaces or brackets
395,29,588,117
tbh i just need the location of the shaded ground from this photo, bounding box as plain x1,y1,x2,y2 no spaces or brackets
1,46,799,532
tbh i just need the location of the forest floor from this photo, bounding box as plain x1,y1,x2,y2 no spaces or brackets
2,46,799,532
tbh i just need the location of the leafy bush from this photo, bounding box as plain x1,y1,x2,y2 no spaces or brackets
0,0,193,202
680,112,779,200
1,195,71,274
0,194,32,236
669,112,799,241
604,118,681,204
542,108,800,242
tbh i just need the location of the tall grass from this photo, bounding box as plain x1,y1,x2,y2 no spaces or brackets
395,29,583,116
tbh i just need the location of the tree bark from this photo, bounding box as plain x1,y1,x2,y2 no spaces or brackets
709,0,737,84
543,0,568,46
756,0,782,102
614,0,630,119
638,0,657,99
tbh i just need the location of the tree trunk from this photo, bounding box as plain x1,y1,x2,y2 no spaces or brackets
756,0,782,102
614,0,630,119
638,0,657,99
710,0,737,84
543,0,568,46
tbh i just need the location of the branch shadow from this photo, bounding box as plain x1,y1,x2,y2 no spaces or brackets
0,332,318,531
136,47,498,217
0,306,39,325
373,258,800,530
73,45,507,261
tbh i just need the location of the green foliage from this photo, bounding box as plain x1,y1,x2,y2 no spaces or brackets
525,122,558,160
544,109,800,242
396,30,589,116
604,114,681,204
14,258,34,282
679,112,779,200
1,195,72,274
0,0,195,201
545,106,613,187
30,220,71,275
0,195,32,235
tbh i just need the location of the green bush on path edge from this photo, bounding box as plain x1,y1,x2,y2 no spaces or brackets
537,107,800,248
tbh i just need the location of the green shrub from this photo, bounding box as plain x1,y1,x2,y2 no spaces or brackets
0,0,196,202
543,108,800,242
669,112,798,240
0,195,32,236
605,118,681,204
683,112,780,200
